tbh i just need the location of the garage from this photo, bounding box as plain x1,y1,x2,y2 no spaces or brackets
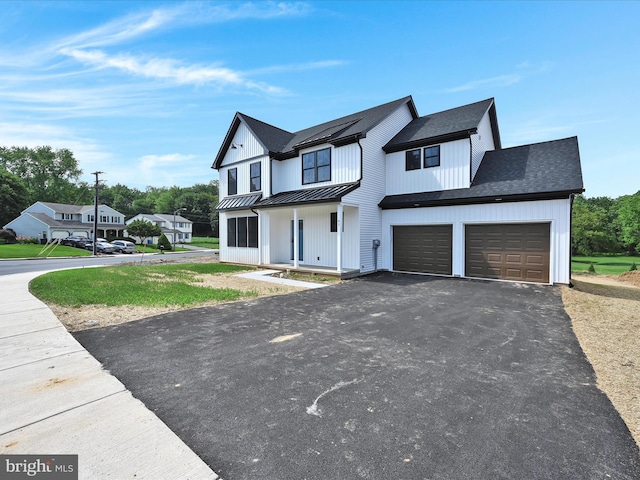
465,223,550,283
393,225,452,275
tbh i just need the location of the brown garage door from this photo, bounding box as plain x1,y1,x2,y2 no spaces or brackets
393,225,452,275
465,223,550,283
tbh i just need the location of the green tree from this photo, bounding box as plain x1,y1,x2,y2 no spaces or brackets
572,195,618,255
126,219,162,245
615,192,640,255
101,183,144,218
157,233,172,251
0,169,29,226
0,146,82,204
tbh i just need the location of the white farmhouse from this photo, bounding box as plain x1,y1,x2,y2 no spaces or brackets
212,97,584,284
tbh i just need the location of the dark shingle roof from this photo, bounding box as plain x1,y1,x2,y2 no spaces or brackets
213,96,417,168
383,98,500,153
379,137,584,209
254,182,360,209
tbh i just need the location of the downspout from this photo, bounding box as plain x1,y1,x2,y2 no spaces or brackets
251,207,261,265
356,134,364,182
569,193,576,288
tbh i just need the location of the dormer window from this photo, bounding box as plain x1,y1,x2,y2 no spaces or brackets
302,148,331,185
228,168,237,195
424,145,440,168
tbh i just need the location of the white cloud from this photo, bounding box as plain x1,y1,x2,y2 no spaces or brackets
444,74,522,93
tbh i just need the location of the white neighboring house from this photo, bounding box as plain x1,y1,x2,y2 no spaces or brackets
125,213,193,245
212,96,584,285
3,202,126,242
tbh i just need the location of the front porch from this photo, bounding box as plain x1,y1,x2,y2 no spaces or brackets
259,262,361,279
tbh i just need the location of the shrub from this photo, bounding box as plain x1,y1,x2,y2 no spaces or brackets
631,262,638,272
16,235,38,244
588,263,596,274
158,233,172,251
0,229,17,244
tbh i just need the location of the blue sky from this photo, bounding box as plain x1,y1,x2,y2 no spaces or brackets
1,1,638,198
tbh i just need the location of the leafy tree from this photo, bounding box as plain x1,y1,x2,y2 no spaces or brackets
100,183,144,218
0,146,82,204
572,195,618,255
0,169,29,226
126,219,162,245
615,192,640,255
0,228,17,244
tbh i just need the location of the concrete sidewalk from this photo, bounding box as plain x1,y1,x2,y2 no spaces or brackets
0,271,218,480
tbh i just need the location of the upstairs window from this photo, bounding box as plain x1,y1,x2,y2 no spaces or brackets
302,148,331,184
228,168,237,195
405,149,421,171
424,145,440,168
250,162,261,192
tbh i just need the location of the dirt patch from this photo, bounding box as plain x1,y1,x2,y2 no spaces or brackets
619,270,640,288
562,280,640,447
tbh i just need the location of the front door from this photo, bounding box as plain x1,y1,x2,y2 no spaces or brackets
290,219,303,261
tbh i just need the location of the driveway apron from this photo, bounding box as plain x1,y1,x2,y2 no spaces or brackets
74,273,640,480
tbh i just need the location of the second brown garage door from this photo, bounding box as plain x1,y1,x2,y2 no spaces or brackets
393,225,452,275
465,223,550,283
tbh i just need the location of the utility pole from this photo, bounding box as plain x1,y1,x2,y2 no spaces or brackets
92,171,104,256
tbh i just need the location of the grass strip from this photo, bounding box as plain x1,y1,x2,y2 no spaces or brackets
572,255,638,275
29,263,254,307
0,244,91,258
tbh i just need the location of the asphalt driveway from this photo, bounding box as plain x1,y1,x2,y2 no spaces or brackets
73,273,640,480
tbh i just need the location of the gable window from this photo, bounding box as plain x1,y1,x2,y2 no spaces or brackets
250,162,261,192
228,168,238,195
227,216,258,248
302,148,331,185
424,145,440,168
405,149,421,171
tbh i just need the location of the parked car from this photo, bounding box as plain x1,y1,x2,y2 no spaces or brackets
61,236,89,248
111,240,136,254
85,241,117,254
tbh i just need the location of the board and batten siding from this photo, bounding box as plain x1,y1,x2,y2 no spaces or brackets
470,110,496,180
343,102,414,273
218,210,260,265
271,144,361,195
386,139,471,196
219,154,270,198
380,198,573,284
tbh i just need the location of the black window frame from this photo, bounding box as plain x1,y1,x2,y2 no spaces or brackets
227,215,258,249
228,168,238,195
227,218,237,247
250,162,261,192
302,148,331,185
405,149,421,171
424,145,440,168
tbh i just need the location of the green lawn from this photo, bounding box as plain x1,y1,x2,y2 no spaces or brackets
29,262,255,307
572,255,638,275
190,236,219,248
0,243,91,258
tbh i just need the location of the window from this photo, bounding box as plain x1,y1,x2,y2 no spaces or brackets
302,148,331,184
405,149,421,171
228,168,237,195
100,215,109,222
227,218,237,247
63,213,72,220
330,212,343,232
88,214,94,222
424,145,440,168
227,216,258,248
250,162,261,192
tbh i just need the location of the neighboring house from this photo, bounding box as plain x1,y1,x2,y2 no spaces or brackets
3,202,126,242
125,213,193,244
212,96,584,284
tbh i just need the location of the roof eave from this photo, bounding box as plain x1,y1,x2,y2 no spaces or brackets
383,129,477,154
379,189,584,210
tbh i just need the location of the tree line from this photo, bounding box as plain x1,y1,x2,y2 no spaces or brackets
572,193,640,256
0,146,219,236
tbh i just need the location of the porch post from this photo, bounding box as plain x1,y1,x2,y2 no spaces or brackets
293,208,299,269
336,204,343,273
257,211,262,265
